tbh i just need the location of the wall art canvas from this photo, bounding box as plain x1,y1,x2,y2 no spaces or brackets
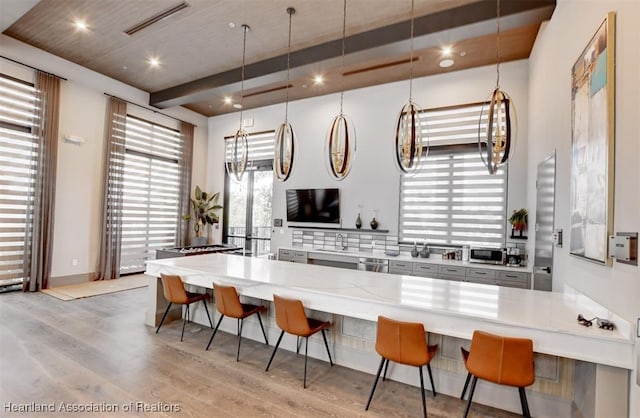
569,12,615,265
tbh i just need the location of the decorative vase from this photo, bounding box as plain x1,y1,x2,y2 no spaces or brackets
411,243,419,258
355,213,362,229
419,243,430,258
370,217,378,230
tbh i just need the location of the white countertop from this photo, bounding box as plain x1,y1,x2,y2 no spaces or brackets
283,246,533,272
146,253,633,369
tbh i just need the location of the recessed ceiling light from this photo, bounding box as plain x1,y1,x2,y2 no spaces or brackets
148,57,160,68
229,22,235,28
313,75,324,85
441,46,453,57
74,19,88,31
224,96,232,104
439,59,454,68
233,103,243,109
122,66,128,70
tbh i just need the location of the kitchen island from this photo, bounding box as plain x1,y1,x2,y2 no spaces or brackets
145,253,633,417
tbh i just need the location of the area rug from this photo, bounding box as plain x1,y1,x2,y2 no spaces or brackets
41,275,148,300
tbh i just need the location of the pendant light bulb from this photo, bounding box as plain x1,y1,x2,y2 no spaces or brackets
325,0,356,181
227,24,251,182
394,0,426,175
478,0,517,175
274,7,296,182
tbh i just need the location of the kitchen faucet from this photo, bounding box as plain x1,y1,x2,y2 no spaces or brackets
337,233,347,251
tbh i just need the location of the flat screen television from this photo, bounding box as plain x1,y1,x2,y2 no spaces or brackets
286,188,340,224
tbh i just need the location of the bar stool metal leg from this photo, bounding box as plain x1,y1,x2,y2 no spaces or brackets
256,312,268,344
181,305,189,342
265,330,285,371
236,318,244,362
464,376,478,418
365,356,386,411
518,387,531,418
303,337,309,388
321,329,333,365
427,364,437,397
155,302,172,334
202,299,214,328
205,314,225,350
418,366,427,418
460,372,471,400
382,358,390,381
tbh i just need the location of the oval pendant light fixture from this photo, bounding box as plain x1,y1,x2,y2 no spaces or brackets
478,0,518,175
225,23,250,182
394,0,425,174
274,7,296,182
325,0,356,181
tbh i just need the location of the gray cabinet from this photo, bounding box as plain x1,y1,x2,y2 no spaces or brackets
412,262,438,278
279,249,307,263
438,265,466,282
497,271,531,289
389,260,413,275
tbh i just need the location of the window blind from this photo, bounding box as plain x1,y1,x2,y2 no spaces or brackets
399,102,508,248
224,130,275,163
120,116,183,274
0,74,39,287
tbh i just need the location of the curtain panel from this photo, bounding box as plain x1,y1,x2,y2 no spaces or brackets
23,72,60,292
95,97,127,281
176,121,194,247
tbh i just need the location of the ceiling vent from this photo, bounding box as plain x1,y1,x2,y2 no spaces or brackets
124,2,190,36
344,57,419,77
242,84,293,99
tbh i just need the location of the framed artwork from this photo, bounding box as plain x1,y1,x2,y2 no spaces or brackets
569,12,615,265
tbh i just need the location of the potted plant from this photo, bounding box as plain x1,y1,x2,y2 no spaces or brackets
182,185,223,246
508,208,528,238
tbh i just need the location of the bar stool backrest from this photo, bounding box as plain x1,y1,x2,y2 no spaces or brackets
160,274,188,304
466,330,534,387
273,295,311,336
375,316,429,366
213,283,244,318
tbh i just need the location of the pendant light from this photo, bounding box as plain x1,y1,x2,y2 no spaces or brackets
274,7,296,182
325,0,356,181
394,0,425,174
225,24,250,182
478,0,518,175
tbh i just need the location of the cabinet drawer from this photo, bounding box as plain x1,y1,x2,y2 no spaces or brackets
497,271,530,289
438,265,465,277
279,249,294,260
439,274,464,282
466,268,496,280
294,251,307,258
413,263,437,274
389,260,413,272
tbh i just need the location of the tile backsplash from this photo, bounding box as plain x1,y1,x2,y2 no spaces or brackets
292,229,398,253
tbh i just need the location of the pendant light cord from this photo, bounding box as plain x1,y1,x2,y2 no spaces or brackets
339,0,347,115
495,0,501,89
409,0,415,102
239,25,249,127
284,8,294,122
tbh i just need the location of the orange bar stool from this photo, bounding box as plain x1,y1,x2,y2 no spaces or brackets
206,283,268,361
365,316,438,418
155,274,213,341
463,330,535,418
265,295,333,388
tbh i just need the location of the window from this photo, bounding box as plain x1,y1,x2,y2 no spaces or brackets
0,74,39,288
399,103,508,248
120,115,183,274
223,131,274,257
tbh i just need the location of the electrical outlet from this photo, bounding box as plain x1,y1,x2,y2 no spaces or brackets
72,259,78,266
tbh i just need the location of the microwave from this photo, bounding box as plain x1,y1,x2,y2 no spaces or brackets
469,248,505,265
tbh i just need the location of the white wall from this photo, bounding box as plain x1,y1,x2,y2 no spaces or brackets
0,35,209,279
526,0,640,414
208,60,530,252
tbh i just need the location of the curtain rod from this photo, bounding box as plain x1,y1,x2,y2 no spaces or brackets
103,93,197,127
0,55,67,81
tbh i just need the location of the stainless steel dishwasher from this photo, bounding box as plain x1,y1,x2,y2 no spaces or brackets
357,257,389,273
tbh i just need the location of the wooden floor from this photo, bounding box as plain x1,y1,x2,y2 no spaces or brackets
0,287,519,417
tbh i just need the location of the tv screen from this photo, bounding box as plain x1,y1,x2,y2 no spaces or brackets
286,188,340,224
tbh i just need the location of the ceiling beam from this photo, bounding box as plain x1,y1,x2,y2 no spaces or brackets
150,0,555,109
